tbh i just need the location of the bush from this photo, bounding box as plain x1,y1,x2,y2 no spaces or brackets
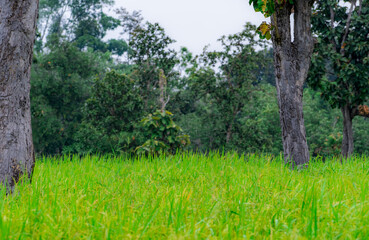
136,110,190,155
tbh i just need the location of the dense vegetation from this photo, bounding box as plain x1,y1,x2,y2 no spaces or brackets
1,154,369,238
31,0,369,157
2,1,367,238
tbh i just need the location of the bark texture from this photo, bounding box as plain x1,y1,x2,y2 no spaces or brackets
271,0,315,168
341,105,369,159
0,0,38,190
341,104,354,159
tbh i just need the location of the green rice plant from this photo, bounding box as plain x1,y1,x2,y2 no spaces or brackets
0,153,369,239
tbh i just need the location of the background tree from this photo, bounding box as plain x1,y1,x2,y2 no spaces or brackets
129,22,178,112
37,0,127,55
31,0,129,155
188,23,271,147
0,0,38,190
31,42,111,154
115,7,143,41
309,0,369,158
28,1,369,157
249,0,316,167
303,89,344,157
66,71,144,154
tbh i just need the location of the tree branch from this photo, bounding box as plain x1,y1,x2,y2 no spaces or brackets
340,0,357,55
330,6,335,29
329,6,338,50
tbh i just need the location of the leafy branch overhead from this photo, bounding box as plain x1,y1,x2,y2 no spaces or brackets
249,0,294,40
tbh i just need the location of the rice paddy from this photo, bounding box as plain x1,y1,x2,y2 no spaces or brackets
1,153,369,239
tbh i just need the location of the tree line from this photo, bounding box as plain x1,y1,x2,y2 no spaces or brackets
0,0,368,190
30,0,369,158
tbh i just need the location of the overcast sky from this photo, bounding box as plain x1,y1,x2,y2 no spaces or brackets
111,0,266,54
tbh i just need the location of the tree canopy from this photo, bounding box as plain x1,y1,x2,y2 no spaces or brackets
29,0,369,158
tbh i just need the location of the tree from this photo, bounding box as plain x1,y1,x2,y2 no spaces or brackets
303,89,343,157
309,0,369,158
31,41,111,154
189,23,271,147
129,22,178,112
67,71,144,154
32,0,129,154
37,0,127,55
0,0,39,190
249,0,316,167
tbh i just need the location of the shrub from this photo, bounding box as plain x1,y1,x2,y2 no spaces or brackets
136,110,190,155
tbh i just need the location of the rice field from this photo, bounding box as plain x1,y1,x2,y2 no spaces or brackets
1,153,369,239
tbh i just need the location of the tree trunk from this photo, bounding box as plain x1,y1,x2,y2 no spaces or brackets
0,0,38,191
341,104,354,159
226,108,238,144
158,69,169,112
271,0,315,168
226,122,233,144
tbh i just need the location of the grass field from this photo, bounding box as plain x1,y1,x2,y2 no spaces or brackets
1,153,369,239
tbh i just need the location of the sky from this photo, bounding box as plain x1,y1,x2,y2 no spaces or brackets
111,0,266,54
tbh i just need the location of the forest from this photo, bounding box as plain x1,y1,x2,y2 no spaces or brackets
30,0,369,158
0,0,368,239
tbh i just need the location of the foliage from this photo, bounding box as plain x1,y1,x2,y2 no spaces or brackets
37,0,127,55
116,7,144,35
184,23,272,148
129,22,177,74
248,0,294,39
31,4,369,156
31,41,111,154
234,84,282,154
172,83,281,154
174,81,368,155
308,0,369,156
66,71,144,154
353,116,369,154
303,89,343,157
249,0,273,17
32,0,131,155
136,110,190,155
3,154,369,238
309,0,369,110
84,71,143,136
129,22,178,112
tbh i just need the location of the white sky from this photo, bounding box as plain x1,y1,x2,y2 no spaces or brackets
111,0,266,54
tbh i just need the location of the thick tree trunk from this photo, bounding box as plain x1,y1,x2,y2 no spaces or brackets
271,1,315,168
341,104,354,159
0,0,38,190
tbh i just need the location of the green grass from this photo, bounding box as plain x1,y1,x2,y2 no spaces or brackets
1,153,369,239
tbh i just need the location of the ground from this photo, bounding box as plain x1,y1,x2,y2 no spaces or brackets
1,153,369,239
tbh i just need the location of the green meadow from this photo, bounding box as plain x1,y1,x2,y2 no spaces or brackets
1,153,369,239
